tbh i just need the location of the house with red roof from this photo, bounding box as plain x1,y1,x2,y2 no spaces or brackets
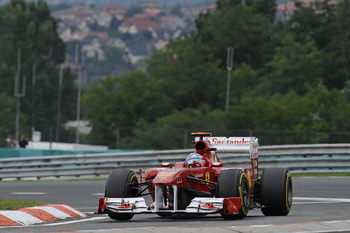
99,2,126,20
119,13,163,35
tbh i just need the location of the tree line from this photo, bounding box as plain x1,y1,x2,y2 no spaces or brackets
83,0,350,149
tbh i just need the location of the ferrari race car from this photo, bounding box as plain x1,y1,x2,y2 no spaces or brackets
98,132,293,220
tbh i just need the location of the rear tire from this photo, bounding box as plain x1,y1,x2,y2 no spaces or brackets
260,167,293,216
216,169,250,219
105,169,139,221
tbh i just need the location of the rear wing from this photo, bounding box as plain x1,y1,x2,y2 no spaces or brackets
194,136,258,159
194,135,259,180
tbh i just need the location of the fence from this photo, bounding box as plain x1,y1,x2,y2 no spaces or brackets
11,126,350,149
0,143,349,180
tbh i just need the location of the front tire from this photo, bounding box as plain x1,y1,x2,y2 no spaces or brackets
216,169,250,219
105,169,139,221
260,167,293,216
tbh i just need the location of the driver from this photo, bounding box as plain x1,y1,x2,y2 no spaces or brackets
185,152,205,168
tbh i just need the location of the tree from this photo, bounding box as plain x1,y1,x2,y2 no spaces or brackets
230,63,259,100
147,38,225,111
254,0,277,23
82,71,172,147
258,33,324,95
119,107,227,149
333,0,350,61
286,0,350,90
83,46,131,81
287,0,333,47
195,0,277,70
0,93,16,146
0,0,76,141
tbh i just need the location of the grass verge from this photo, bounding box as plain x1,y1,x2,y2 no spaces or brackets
0,199,47,210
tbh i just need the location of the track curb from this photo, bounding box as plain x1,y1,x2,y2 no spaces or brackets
0,204,86,226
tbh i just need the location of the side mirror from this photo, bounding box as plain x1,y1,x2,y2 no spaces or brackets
160,162,173,168
212,162,223,167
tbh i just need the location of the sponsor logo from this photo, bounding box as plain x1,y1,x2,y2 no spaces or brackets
205,172,210,181
210,137,251,145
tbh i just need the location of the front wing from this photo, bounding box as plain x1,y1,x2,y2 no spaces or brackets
98,197,242,215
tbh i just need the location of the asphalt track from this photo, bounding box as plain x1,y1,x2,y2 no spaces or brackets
0,177,349,233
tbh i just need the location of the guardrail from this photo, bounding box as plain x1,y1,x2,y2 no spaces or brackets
0,144,350,180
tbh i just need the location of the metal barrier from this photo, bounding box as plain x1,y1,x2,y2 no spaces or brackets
0,144,350,180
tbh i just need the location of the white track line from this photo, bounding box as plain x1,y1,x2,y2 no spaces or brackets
294,197,350,203
11,192,46,195
42,216,108,226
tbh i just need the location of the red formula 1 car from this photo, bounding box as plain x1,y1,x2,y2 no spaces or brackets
98,132,293,220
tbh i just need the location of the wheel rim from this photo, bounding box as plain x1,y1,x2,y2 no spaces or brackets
242,180,249,207
125,174,138,197
239,174,250,214
286,175,293,209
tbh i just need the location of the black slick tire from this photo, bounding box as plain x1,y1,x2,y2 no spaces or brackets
105,169,139,221
216,169,250,219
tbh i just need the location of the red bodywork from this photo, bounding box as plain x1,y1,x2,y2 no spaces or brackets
99,132,259,216
145,164,223,201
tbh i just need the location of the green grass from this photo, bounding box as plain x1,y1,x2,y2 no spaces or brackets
0,199,47,210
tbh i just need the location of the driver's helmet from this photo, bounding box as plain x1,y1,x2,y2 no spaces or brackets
185,153,205,168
